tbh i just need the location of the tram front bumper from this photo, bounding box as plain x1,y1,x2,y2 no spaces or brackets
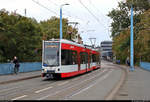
41,69,55,77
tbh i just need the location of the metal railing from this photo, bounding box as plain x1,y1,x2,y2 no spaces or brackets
0,62,42,75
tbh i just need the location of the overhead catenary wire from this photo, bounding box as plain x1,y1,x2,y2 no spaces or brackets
78,0,108,30
32,0,59,16
46,0,83,23
32,0,75,20
32,0,84,32
87,0,107,28
31,0,109,46
32,0,89,27
78,0,100,23
89,0,106,22
47,0,59,7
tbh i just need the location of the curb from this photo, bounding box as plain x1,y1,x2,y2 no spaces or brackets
0,75,41,85
105,64,127,100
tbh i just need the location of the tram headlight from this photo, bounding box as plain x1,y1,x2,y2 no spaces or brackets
58,68,60,71
42,69,47,73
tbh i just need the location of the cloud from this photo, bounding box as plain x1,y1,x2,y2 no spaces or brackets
0,0,122,46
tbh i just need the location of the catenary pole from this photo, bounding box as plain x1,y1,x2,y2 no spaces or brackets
60,4,69,39
130,4,134,71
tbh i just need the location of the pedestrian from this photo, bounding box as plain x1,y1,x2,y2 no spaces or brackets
12,56,20,74
126,57,130,66
127,60,130,66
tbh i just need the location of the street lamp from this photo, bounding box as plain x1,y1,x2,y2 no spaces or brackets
60,3,69,40
130,4,134,71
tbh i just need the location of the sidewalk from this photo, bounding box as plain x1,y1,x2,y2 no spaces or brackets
114,66,150,100
0,71,41,84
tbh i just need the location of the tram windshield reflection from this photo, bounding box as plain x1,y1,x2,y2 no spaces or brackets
43,42,59,67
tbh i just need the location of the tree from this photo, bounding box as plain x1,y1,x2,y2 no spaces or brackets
107,1,142,38
0,9,81,62
134,9,150,62
40,16,77,40
0,9,42,62
108,0,150,64
127,0,150,12
14,17,42,62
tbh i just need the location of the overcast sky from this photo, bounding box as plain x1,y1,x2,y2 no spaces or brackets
0,0,122,46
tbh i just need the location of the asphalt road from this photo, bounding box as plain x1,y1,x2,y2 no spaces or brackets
0,60,124,100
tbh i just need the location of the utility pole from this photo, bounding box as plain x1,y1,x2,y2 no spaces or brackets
60,3,69,39
14,9,17,16
24,9,27,16
67,22,79,42
89,37,96,48
130,2,134,71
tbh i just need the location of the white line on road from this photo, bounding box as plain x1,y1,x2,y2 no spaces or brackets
35,86,53,93
69,69,107,81
12,95,27,100
67,70,113,98
37,69,110,100
58,81,69,86
0,87,19,93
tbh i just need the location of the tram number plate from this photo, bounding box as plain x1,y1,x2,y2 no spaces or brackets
47,70,55,73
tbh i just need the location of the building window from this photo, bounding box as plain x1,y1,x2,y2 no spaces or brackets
101,42,112,44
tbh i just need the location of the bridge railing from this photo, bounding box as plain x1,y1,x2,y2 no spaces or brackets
0,62,42,75
140,62,150,71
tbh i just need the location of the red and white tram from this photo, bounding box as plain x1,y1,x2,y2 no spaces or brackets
41,39,101,79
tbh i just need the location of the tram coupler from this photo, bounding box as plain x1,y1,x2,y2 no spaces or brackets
46,73,54,79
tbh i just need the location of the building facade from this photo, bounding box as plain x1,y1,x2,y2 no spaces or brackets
100,41,113,61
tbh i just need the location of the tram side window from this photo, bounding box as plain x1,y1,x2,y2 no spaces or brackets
89,54,92,63
85,53,88,64
92,54,97,62
61,50,77,65
80,52,88,64
96,54,100,64
72,51,77,64
80,52,84,64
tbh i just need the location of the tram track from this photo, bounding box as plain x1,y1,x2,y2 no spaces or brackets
63,70,113,100
0,63,122,100
0,68,105,100
13,68,107,100
36,69,111,100
0,77,57,99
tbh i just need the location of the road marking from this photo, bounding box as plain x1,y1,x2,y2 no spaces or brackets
73,69,106,81
12,95,27,100
58,81,69,86
68,70,113,98
37,69,110,100
35,86,53,93
0,87,19,93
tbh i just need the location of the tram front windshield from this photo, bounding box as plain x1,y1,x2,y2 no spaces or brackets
43,42,59,67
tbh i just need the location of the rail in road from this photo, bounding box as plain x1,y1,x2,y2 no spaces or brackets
0,61,126,100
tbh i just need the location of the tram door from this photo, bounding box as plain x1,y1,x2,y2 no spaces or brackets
85,52,88,72
88,53,92,71
80,52,88,72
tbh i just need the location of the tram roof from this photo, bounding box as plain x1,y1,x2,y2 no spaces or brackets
44,39,98,51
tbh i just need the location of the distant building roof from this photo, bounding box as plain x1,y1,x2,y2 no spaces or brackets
100,41,113,44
